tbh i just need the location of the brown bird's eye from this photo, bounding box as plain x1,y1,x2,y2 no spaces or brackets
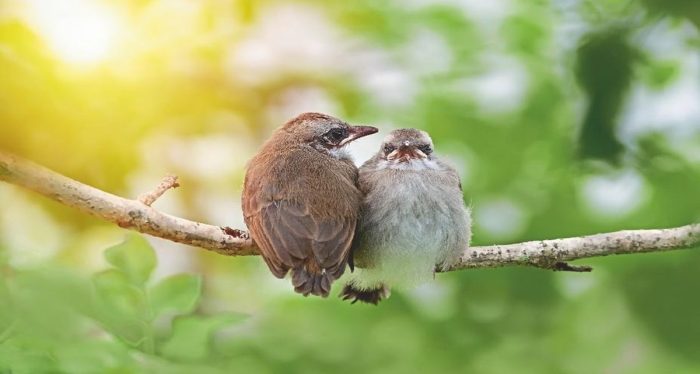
418,145,432,155
326,128,347,143
384,144,396,154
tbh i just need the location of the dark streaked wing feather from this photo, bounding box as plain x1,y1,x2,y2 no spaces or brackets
260,203,313,263
257,200,354,276
246,216,287,278
311,218,355,276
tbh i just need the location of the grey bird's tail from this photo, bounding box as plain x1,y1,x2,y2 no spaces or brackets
291,267,336,297
340,281,390,305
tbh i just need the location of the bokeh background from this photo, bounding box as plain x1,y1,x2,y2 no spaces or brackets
1,0,700,372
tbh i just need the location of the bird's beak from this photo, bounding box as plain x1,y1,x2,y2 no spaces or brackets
340,125,379,146
392,141,427,162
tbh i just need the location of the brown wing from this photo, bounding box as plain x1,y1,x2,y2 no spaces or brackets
307,214,356,278
246,199,355,279
245,214,287,278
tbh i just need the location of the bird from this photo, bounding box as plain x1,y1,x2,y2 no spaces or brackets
340,128,471,304
242,112,378,297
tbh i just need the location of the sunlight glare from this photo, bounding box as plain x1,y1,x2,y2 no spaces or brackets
26,0,124,65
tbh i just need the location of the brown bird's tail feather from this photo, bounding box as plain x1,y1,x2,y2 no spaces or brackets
291,267,335,297
339,281,390,305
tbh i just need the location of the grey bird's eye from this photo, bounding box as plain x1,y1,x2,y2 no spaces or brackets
418,145,432,155
384,144,396,154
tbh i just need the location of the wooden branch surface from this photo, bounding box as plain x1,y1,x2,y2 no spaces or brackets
1,151,698,271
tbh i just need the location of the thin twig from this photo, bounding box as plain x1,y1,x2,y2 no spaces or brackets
138,174,180,206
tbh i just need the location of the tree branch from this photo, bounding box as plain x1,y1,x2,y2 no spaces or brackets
447,224,699,272
0,152,256,256
1,151,698,270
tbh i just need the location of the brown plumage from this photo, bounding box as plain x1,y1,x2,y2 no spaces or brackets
242,112,378,297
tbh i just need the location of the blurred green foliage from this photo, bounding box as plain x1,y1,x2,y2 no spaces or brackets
575,26,637,162
1,0,700,373
0,235,245,373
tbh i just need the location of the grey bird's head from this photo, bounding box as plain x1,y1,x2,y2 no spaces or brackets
375,128,436,168
283,112,378,155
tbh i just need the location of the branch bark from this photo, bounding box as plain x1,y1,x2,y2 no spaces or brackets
0,151,698,271
449,224,699,271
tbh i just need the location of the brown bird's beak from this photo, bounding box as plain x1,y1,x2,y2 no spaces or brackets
340,125,379,146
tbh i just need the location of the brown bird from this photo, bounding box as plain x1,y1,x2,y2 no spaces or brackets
242,112,378,297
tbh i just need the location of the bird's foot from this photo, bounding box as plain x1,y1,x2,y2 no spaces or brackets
340,282,390,305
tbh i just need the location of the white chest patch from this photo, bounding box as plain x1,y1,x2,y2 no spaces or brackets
329,147,351,160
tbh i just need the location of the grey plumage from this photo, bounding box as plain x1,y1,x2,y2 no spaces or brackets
341,129,471,304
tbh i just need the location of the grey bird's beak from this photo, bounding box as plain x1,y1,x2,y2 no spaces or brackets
340,125,379,146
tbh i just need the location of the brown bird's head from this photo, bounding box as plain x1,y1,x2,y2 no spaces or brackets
380,128,434,164
283,112,378,155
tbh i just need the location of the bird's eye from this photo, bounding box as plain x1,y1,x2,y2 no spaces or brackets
418,145,432,155
325,128,347,143
383,144,396,154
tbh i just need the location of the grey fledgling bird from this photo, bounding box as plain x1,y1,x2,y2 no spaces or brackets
242,112,378,297
341,128,471,304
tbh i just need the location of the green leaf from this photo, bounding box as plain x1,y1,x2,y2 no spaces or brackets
92,269,148,345
10,267,93,339
160,314,247,362
104,234,156,286
92,269,146,317
149,274,202,318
